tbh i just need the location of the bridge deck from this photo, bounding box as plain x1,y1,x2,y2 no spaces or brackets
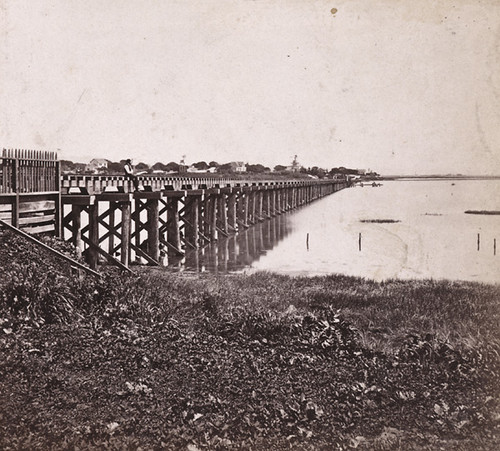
1,149,350,270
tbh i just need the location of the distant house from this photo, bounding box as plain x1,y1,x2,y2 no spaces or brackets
230,161,246,173
186,166,219,174
286,164,302,173
178,164,188,174
187,166,206,173
85,158,108,173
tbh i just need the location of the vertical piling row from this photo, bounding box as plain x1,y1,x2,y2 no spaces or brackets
61,180,348,270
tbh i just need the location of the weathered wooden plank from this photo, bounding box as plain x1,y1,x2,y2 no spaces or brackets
18,207,55,216
19,200,55,212
19,214,55,225
22,223,55,234
62,195,95,205
130,242,160,266
0,219,100,278
18,192,59,201
80,234,132,273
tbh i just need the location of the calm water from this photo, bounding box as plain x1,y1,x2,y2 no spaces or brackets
176,180,500,284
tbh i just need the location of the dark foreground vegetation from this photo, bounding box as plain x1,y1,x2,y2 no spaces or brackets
1,229,499,450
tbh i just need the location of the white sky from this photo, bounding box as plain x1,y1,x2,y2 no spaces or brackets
2,0,500,175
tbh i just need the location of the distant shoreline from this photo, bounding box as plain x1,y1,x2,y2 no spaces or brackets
380,175,500,181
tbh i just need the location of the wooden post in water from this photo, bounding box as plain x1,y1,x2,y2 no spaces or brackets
256,190,263,221
210,194,217,240
275,186,281,215
227,192,237,232
217,193,228,234
494,238,497,256
477,233,480,251
276,188,282,214
243,191,250,226
269,188,276,217
249,190,256,224
262,189,270,219
359,232,362,252
203,194,211,237
237,192,246,227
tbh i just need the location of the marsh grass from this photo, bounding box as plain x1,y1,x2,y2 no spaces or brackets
1,229,500,450
138,269,500,355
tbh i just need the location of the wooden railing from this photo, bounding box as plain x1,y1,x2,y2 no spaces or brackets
1,149,59,193
0,149,61,235
60,174,343,194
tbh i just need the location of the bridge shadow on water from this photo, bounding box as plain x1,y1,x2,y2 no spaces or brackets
166,213,292,274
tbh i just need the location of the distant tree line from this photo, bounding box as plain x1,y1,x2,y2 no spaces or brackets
61,159,376,179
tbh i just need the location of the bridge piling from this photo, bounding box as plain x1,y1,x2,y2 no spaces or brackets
147,198,160,262
4,151,350,272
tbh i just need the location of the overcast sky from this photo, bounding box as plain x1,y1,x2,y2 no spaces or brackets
2,0,500,175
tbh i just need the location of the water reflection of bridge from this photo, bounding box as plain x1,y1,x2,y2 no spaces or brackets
176,212,290,273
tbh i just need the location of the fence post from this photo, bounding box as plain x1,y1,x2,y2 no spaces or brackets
55,160,62,237
11,158,19,227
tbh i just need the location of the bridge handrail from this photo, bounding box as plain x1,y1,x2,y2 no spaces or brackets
1,149,60,194
60,173,345,194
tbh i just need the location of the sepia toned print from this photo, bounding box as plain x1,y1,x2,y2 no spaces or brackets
1,1,499,449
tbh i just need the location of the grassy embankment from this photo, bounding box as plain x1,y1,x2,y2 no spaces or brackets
0,229,499,450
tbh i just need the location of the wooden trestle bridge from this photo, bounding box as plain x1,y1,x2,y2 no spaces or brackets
0,149,349,271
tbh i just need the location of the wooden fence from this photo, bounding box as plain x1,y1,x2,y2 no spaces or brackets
0,149,61,235
1,148,59,193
